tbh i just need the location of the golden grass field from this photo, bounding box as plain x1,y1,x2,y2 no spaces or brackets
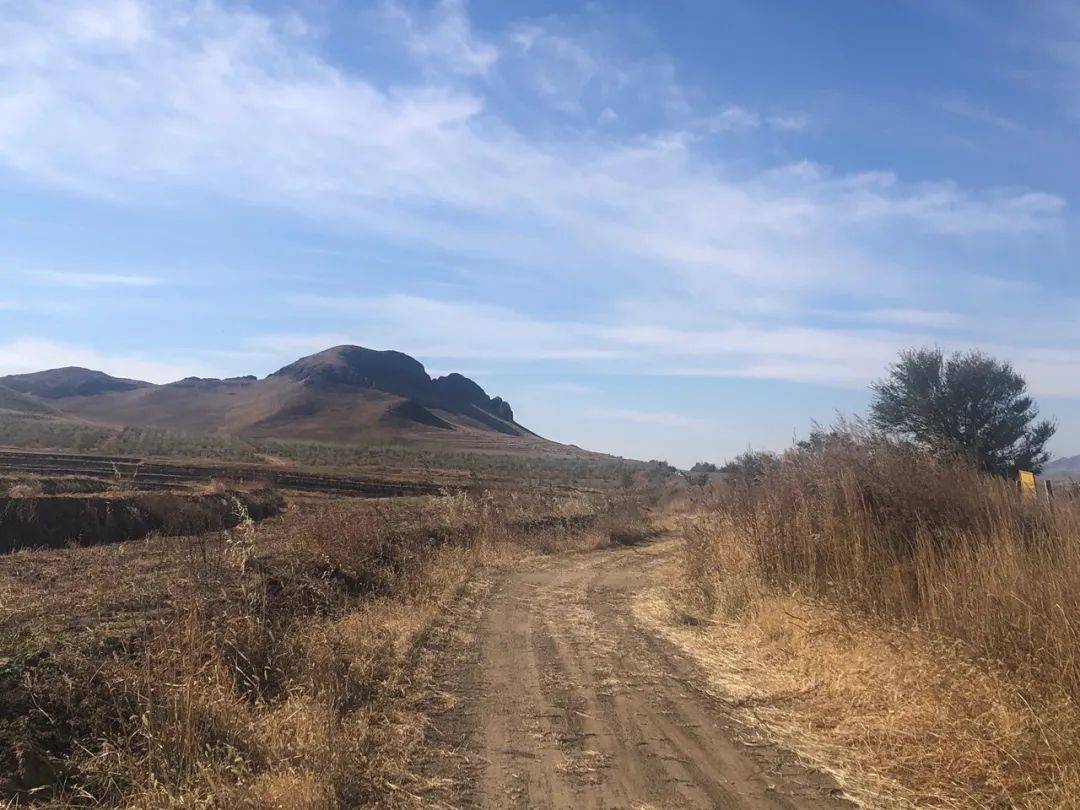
663,436,1080,807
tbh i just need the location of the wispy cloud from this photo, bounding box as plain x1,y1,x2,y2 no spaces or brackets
768,113,809,132
850,308,968,329
0,338,200,383
0,0,1062,306
382,0,498,76
31,271,162,288
284,294,620,360
939,97,1028,134
0,0,1073,421
586,406,706,428
706,106,761,132
276,292,1080,397
531,381,597,396
704,107,809,133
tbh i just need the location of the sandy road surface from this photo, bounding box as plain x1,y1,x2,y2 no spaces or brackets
421,537,852,809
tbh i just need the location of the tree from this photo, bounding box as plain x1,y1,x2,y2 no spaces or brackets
869,348,1056,476
721,450,780,482
689,461,718,473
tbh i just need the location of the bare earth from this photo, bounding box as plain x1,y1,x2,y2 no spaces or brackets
421,536,853,809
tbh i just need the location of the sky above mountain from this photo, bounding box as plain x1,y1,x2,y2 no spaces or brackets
1,0,1078,466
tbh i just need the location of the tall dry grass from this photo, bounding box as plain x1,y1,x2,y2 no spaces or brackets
679,434,1080,805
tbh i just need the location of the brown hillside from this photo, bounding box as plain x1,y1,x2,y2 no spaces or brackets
0,385,58,415
1,346,549,449
0,367,151,398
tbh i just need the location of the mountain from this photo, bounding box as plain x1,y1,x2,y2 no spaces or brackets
271,346,515,422
0,346,539,447
1044,455,1080,480
0,384,58,415
0,367,151,399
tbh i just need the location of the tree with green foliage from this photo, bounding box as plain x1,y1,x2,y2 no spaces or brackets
869,348,1056,476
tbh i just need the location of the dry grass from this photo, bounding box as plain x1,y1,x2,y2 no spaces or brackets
5,479,44,498
0,488,642,806
671,435,1080,807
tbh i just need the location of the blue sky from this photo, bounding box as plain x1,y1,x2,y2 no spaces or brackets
1,0,1079,466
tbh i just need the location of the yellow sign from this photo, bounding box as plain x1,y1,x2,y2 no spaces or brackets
1019,470,1036,498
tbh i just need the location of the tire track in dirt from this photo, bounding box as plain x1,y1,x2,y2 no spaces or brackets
420,536,854,809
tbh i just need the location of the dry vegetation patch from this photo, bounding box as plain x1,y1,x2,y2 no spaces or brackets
0,488,647,806
663,437,1080,807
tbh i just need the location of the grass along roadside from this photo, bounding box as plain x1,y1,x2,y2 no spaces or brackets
0,489,653,806
657,436,1080,808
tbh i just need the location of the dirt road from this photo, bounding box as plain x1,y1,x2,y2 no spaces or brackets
421,537,852,809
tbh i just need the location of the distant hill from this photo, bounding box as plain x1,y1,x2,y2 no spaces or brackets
1044,455,1080,480
0,346,545,449
0,384,58,415
0,367,151,399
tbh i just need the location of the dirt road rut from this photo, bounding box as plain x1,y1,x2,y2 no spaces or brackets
421,538,852,809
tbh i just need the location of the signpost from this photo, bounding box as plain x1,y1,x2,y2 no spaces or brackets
1019,469,1037,499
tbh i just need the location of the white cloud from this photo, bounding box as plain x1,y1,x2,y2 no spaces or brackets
31,271,162,287
0,338,201,383
851,308,968,329
0,0,1072,414
0,0,1060,306
706,105,760,132
768,113,809,131
704,107,807,134
278,292,1080,398
939,97,1027,134
283,292,903,384
383,0,498,76
586,406,706,428
283,294,620,359
532,381,596,395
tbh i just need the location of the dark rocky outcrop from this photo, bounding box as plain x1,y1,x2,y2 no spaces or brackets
272,346,516,423
273,346,433,399
432,373,515,421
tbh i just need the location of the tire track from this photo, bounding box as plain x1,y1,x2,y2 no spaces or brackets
422,537,855,808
